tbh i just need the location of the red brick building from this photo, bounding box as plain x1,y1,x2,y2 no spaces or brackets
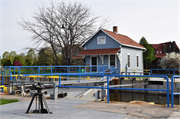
147,41,179,69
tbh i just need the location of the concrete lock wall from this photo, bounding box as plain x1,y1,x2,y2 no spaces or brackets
111,78,180,95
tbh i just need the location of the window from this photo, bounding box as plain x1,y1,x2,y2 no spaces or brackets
97,36,106,44
136,55,139,67
110,55,115,67
127,54,130,67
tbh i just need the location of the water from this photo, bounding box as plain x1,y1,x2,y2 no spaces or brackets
110,90,180,105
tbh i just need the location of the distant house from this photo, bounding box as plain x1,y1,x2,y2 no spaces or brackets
78,26,146,74
148,41,180,69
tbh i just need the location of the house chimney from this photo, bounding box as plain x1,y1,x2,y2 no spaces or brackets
113,26,118,33
163,44,166,54
172,41,176,51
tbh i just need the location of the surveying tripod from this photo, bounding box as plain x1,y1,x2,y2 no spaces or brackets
26,83,52,114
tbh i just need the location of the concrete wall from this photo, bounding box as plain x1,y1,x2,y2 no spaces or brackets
111,78,180,95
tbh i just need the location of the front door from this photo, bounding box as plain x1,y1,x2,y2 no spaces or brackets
91,57,97,71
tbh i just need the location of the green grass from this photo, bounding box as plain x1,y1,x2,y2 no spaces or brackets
0,99,19,105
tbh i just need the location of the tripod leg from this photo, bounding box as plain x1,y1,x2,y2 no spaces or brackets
40,94,44,110
39,95,41,113
26,95,35,113
36,95,37,113
42,95,50,114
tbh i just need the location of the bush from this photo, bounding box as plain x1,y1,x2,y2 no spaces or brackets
159,52,180,69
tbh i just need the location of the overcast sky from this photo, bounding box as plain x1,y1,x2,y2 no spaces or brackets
0,0,179,57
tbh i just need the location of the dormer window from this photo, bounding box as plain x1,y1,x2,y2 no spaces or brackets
157,51,159,53
160,51,162,53
97,36,106,44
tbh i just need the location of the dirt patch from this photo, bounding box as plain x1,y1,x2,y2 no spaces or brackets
74,101,180,118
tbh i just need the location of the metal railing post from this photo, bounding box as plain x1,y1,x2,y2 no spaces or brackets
51,66,52,82
1,72,4,91
166,76,169,107
1,72,4,85
171,76,174,107
18,67,20,80
59,75,61,86
107,76,109,103
5,67,6,75
67,66,69,81
38,67,40,81
79,66,80,81
10,73,12,81
14,67,15,80
10,67,11,76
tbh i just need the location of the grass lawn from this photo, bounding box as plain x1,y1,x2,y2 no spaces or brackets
0,99,19,105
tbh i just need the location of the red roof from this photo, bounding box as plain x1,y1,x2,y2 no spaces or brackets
151,42,170,52
151,41,179,58
102,29,145,49
78,48,120,55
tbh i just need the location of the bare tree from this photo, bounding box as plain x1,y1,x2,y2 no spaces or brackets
19,1,100,65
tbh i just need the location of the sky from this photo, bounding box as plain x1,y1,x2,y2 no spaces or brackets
0,0,179,57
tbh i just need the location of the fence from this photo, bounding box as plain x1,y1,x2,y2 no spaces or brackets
151,69,180,76
0,72,4,91
4,65,117,76
5,66,180,107
0,72,4,85
21,73,170,107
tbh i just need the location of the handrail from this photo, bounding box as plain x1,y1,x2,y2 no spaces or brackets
57,74,169,107
0,72,4,85
19,73,170,107
0,72,4,91
171,75,180,107
151,69,180,76
5,65,113,76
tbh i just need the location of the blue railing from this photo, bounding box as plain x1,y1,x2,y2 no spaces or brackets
171,75,180,107
21,73,170,107
0,72,4,90
4,65,116,76
151,69,180,76
0,72,4,85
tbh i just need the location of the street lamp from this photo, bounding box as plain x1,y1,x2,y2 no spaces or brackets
61,24,71,65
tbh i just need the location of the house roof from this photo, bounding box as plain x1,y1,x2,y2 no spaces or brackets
81,28,145,50
102,29,145,49
78,48,120,55
151,42,169,58
151,41,179,58
151,42,170,52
